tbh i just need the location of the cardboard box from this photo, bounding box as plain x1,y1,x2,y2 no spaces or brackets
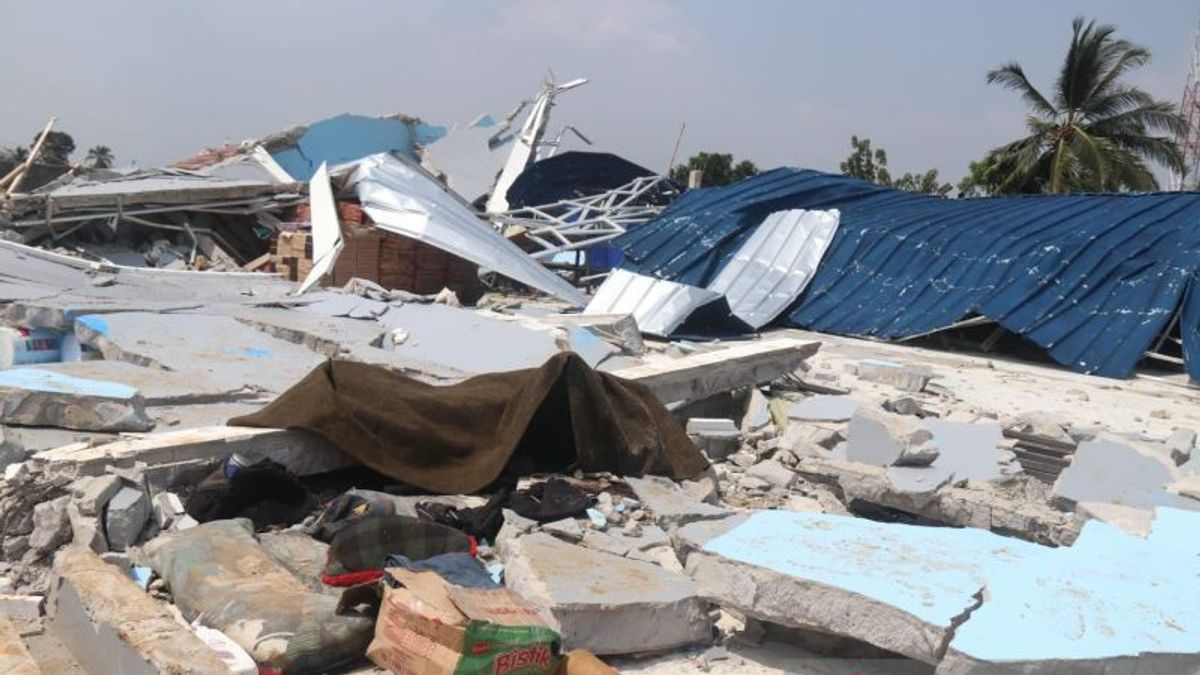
367,568,560,675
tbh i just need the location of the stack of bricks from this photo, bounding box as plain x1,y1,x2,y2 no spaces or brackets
273,201,485,301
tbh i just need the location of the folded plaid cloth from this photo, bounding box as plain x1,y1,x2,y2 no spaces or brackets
322,514,474,586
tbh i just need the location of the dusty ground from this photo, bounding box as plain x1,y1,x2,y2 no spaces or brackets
774,327,1200,442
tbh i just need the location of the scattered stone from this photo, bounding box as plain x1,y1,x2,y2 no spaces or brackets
69,474,123,517
3,537,29,561
856,359,933,392
892,441,940,467
783,495,823,513
502,533,711,655
686,418,741,461
1163,428,1196,467
846,407,933,466
883,396,927,417
3,462,31,486
103,486,150,552
543,518,585,542
679,469,721,505
66,501,106,553
151,492,186,529
29,496,71,559
728,451,758,468
585,509,608,530
744,460,796,489
738,476,771,491
1149,409,1169,419
625,476,729,528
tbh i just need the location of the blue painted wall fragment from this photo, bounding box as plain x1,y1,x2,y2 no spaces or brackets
270,114,448,181
0,368,138,399
613,169,1200,379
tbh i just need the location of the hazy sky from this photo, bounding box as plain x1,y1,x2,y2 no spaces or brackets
2,1,1197,184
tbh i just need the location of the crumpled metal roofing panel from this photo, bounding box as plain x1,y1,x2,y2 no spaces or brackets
584,268,722,337
613,169,1200,379
348,154,588,306
708,208,840,329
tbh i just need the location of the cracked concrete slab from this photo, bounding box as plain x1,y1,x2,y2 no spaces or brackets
677,511,1045,665
0,369,153,432
74,312,325,394
502,532,712,655
19,361,256,406
1053,438,1196,511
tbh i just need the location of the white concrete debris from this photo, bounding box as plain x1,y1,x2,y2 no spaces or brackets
625,476,729,527
0,369,154,432
103,487,150,552
845,407,937,467
502,532,711,655
855,359,933,392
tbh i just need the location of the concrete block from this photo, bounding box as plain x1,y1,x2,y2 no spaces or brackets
69,474,123,517
150,492,185,529
846,407,932,467
0,595,42,625
103,487,149,552
66,501,106,553
49,546,230,675
740,388,772,434
856,359,932,392
0,369,153,433
29,496,71,559
787,395,859,422
625,476,729,528
502,533,711,655
685,418,741,461
542,518,584,542
744,459,796,489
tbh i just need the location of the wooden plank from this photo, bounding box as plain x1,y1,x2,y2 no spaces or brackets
612,338,820,403
241,252,272,271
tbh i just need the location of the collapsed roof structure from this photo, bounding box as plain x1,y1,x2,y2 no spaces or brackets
607,169,1200,379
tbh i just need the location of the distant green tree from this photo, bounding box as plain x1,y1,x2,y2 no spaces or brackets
34,130,76,165
670,151,759,187
983,17,1185,193
957,156,1007,197
840,136,951,196
85,145,115,168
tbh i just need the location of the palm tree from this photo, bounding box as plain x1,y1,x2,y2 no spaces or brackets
85,145,114,169
984,17,1186,193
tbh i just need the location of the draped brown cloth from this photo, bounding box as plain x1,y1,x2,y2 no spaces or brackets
229,352,707,494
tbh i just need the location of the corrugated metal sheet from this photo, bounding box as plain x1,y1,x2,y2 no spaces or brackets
614,169,1200,379
708,209,840,329
348,154,588,306
584,268,722,337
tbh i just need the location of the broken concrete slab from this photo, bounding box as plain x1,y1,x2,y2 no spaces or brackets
625,476,729,527
0,369,153,432
22,360,256,406
103,487,149,552
65,501,106,554
32,425,349,481
1163,427,1196,467
1052,438,1196,511
923,419,1015,483
29,496,71,560
744,460,796,490
787,395,859,422
0,611,40,675
1074,500,1155,537
678,510,1044,665
856,359,932,392
74,312,325,395
49,546,230,674
941,508,1200,674
502,533,711,655
845,407,932,466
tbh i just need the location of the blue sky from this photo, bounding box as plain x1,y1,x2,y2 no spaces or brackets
1,1,1196,184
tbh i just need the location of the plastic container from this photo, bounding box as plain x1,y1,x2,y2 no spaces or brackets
0,327,64,369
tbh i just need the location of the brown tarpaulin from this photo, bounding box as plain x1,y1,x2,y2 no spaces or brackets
230,352,707,494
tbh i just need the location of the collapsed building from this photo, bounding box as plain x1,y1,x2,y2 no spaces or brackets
0,78,1197,675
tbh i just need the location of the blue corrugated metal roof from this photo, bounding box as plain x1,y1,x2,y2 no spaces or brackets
614,169,1200,379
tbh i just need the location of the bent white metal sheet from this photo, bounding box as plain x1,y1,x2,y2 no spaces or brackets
707,209,840,329
584,268,721,337
348,154,587,306
297,163,344,295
